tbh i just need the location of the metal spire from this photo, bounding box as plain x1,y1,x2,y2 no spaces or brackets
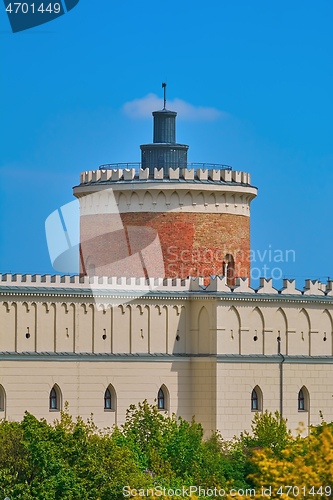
162,82,166,110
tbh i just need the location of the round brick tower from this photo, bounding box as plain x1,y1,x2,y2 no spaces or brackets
73,100,257,285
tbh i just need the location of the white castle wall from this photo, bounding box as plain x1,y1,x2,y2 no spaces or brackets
1,275,333,438
1,275,333,356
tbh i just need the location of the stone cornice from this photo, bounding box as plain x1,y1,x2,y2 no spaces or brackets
0,351,332,363
1,287,333,306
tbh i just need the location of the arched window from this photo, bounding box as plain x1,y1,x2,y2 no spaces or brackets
157,385,169,411
157,387,166,410
298,386,309,411
104,388,111,410
49,385,61,411
104,385,116,412
251,386,263,411
251,389,258,410
223,254,235,287
0,385,5,412
298,389,304,410
158,388,165,409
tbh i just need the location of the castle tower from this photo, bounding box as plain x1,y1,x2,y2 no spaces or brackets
74,92,257,285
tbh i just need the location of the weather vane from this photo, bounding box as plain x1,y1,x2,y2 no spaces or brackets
162,82,166,109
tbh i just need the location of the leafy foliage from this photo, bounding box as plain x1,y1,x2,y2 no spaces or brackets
240,410,290,455
0,402,331,499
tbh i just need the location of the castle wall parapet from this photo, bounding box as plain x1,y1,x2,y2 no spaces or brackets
1,274,333,297
79,167,252,186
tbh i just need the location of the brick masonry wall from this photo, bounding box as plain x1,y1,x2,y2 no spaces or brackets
80,211,251,282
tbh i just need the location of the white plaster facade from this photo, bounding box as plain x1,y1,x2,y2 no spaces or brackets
74,168,257,217
1,274,332,439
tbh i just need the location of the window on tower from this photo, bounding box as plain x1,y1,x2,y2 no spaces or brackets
223,254,235,287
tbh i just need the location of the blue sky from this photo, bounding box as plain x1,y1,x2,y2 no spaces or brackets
0,0,332,289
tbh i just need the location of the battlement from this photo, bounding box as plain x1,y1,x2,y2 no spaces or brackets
79,167,252,186
1,274,333,297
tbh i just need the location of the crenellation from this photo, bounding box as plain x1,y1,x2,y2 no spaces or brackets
111,168,123,181
303,279,326,296
123,168,135,181
209,169,220,181
196,168,208,181
232,277,254,293
183,168,195,180
85,171,93,183
169,168,179,180
326,280,333,296
154,167,163,180
78,167,253,186
256,278,278,294
100,169,112,182
280,279,302,295
89,276,99,285
241,172,248,184
205,276,230,292
189,276,205,291
221,169,232,182
139,168,149,180
139,277,147,286
1,273,333,296
79,275,90,285
92,170,101,182
232,171,242,183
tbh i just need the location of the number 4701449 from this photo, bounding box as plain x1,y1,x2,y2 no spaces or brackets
6,3,61,14
276,486,332,497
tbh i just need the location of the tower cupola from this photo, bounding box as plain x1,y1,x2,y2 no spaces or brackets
140,84,189,175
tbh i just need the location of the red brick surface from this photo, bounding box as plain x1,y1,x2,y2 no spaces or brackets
80,212,251,282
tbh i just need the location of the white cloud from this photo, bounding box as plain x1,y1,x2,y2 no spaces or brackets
122,93,227,121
